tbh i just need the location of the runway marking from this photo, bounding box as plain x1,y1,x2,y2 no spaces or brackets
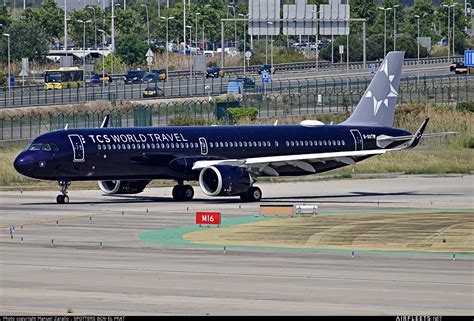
139,209,474,256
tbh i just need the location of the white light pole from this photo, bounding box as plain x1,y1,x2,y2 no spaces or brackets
161,16,174,81
239,13,250,76
64,0,68,56
443,3,455,60
183,0,186,50
310,8,319,71
3,33,10,96
266,21,273,64
186,25,192,78
393,4,399,51
87,6,97,49
98,29,106,86
379,7,392,56
452,3,457,55
78,19,92,86
141,4,150,46
228,3,237,48
414,15,420,84
195,12,200,51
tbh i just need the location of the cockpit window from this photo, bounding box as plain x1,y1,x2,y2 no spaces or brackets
28,144,42,151
28,143,59,152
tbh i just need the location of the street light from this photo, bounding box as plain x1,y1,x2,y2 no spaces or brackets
98,29,106,86
228,3,237,47
379,7,392,57
393,4,399,51
443,3,456,60
195,12,200,51
414,15,420,84
141,4,150,46
265,21,273,64
3,33,10,96
310,8,319,71
266,21,273,68
202,4,211,52
87,6,97,49
239,13,250,75
161,16,175,81
452,3,457,55
186,25,192,82
77,19,92,86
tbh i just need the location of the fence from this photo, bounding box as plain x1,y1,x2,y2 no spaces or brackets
0,73,472,142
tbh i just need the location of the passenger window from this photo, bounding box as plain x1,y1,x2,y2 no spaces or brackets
239,142,243,147
304,141,308,146
328,141,332,146
146,143,150,149
290,141,294,147
185,143,189,148
161,143,165,148
219,142,224,148
170,143,174,148
127,144,131,149
243,142,247,147
300,141,304,146
108,145,112,150
309,141,313,146
342,141,345,146
112,144,116,150
323,141,327,146
253,142,257,147
98,145,102,150
275,141,279,147
117,145,121,150
234,141,238,147
332,140,336,146
319,141,322,146
122,144,126,150
258,141,262,147
229,142,233,147
295,141,299,147
166,143,170,149
210,142,213,148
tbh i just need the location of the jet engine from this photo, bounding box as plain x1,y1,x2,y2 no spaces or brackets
98,180,150,195
199,165,253,196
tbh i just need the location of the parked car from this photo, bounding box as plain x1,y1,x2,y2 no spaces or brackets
90,73,112,86
142,86,164,98
258,64,275,75
235,77,255,90
206,67,225,78
124,70,146,84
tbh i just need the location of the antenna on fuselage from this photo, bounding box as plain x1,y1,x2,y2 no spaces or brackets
64,123,69,130
100,115,110,128
274,120,278,126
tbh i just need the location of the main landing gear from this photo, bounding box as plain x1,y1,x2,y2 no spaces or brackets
172,182,194,201
240,186,262,202
56,180,71,204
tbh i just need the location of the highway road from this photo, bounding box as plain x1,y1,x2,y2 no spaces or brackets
0,63,464,109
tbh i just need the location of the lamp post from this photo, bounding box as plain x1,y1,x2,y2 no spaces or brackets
161,16,174,81
141,4,150,46
443,3,455,60
186,25,192,78
393,4,399,51
64,0,67,56
228,3,237,47
452,3,457,55
379,7,392,57
195,12,200,51
239,13,250,76
77,19,92,86
183,0,186,50
111,0,115,52
310,8,319,71
98,29,106,86
87,6,97,49
414,15,420,84
202,4,211,52
265,21,273,64
3,33,10,96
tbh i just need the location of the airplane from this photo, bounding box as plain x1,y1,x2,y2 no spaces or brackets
13,52,449,204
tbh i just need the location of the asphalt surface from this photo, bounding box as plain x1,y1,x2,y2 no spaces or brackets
0,175,472,315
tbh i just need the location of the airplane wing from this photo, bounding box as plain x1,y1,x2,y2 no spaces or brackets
192,119,443,177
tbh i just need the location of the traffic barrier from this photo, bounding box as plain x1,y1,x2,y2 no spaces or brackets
294,204,318,217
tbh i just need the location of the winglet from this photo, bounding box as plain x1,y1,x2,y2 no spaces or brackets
407,118,429,149
100,115,110,128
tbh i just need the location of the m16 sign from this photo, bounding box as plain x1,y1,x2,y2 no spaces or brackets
196,212,221,226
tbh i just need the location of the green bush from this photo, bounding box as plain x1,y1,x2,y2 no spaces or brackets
227,107,258,123
456,101,474,113
168,116,208,126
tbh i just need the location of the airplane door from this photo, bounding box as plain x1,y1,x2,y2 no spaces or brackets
198,137,208,155
350,129,364,151
68,134,85,162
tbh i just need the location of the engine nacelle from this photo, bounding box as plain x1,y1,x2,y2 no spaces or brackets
199,165,253,196
98,180,150,195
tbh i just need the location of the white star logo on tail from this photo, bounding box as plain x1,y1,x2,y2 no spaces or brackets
366,60,399,115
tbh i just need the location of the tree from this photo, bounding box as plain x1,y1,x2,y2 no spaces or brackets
23,0,63,43
319,35,362,63
0,5,13,29
116,34,147,67
0,20,49,63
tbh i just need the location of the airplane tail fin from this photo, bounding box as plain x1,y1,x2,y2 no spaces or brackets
341,51,404,127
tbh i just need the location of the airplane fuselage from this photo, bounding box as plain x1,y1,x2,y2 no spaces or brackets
14,124,410,182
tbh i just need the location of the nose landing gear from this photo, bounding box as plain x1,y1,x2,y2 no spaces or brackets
56,180,71,204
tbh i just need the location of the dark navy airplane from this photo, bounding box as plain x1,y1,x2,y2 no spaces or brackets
13,52,446,204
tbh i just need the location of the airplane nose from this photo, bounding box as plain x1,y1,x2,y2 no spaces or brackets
14,153,34,175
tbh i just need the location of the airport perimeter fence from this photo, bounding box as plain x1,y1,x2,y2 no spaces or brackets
0,73,472,142
0,72,472,109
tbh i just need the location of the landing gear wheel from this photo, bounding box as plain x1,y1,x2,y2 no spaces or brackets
241,187,262,202
172,184,194,201
57,180,71,204
56,195,63,204
182,185,194,201
62,195,69,204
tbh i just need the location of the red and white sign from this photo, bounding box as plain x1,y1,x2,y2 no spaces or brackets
196,211,221,225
